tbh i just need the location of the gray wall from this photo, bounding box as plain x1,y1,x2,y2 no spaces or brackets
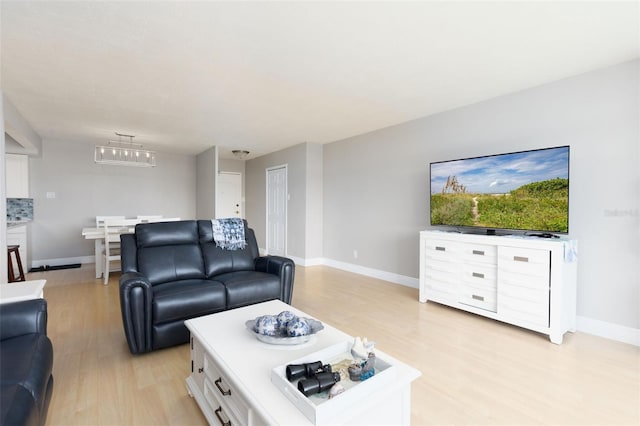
30,138,196,262
196,146,217,219
245,142,323,259
323,59,639,330
219,158,246,175
305,143,323,260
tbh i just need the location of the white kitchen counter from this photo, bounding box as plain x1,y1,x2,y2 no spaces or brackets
0,279,45,303
7,220,31,229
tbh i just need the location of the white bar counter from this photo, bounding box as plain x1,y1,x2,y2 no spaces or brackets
0,279,46,304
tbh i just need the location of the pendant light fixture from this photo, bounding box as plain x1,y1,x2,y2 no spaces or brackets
95,132,156,167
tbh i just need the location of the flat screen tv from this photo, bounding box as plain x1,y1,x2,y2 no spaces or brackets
430,145,570,236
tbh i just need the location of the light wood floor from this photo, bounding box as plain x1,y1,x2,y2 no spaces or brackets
27,265,639,425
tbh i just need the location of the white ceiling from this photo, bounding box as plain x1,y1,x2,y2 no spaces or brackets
2,1,638,159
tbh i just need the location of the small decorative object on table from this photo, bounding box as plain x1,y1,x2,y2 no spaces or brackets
246,311,324,345
287,316,311,337
255,314,279,336
349,336,376,381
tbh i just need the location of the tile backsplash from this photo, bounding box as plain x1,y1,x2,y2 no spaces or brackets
7,198,34,221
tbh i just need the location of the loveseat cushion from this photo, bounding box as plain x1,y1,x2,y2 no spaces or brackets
0,333,53,417
214,271,282,309
200,242,257,278
138,245,205,285
152,279,226,324
198,220,260,277
0,384,38,426
135,221,206,285
136,220,199,248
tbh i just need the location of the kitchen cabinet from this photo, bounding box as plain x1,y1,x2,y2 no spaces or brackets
5,154,29,198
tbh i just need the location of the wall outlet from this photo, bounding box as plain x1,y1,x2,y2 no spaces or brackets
353,249,358,259
46,192,56,199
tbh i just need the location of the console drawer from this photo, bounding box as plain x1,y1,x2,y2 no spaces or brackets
460,264,497,291
425,240,459,261
498,293,549,327
459,243,497,265
498,247,550,278
425,277,456,295
499,303,549,328
500,270,549,291
425,257,458,274
425,264,457,284
424,286,458,305
459,284,497,312
499,282,549,305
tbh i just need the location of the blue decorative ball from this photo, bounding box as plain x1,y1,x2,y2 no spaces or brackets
276,310,296,331
255,315,278,336
286,316,310,337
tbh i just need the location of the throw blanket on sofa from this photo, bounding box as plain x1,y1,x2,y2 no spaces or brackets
211,218,247,250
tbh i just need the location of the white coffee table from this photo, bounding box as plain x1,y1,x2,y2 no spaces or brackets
185,300,421,425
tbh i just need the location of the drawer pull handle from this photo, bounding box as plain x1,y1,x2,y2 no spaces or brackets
214,406,232,426
435,246,446,251
472,294,485,301
215,377,231,396
514,256,529,262
472,272,484,279
472,250,485,256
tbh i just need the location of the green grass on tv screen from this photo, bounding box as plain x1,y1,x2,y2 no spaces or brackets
431,178,568,232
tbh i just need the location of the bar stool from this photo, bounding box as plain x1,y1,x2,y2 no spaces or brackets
7,245,26,282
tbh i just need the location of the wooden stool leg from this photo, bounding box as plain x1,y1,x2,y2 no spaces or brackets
8,250,15,282
14,249,25,282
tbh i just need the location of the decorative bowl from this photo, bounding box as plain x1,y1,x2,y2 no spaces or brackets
245,317,324,345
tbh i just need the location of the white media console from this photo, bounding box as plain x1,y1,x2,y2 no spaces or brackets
419,230,578,344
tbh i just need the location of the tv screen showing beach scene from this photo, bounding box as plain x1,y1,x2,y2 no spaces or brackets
430,146,570,233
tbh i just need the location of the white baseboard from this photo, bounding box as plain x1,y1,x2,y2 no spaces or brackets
258,250,325,267
31,255,94,269
576,316,640,347
316,258,419,289
287,255,324,267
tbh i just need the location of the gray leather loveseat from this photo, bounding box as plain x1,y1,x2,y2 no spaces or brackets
118,220,295,354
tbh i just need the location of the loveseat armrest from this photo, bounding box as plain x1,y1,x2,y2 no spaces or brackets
120,233,138,273
119,272,154,354
255,256,295,304
0,299,48,341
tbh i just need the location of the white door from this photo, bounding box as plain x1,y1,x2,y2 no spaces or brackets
216,172,243,218
266,165,287,256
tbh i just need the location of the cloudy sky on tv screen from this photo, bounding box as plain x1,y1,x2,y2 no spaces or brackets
431,146,569,194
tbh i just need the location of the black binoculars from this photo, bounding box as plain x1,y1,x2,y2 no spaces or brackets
297,372,341,397
286,361,341,397
286,361,332,381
